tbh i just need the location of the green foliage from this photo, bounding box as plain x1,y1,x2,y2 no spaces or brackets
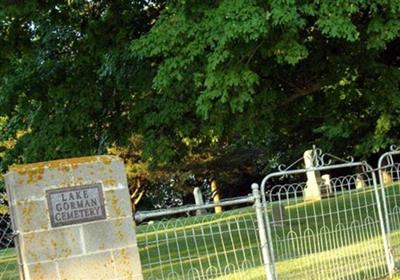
1,0,400,196
132,0,400,163
0,0,160,169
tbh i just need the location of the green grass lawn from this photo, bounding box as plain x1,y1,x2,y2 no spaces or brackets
1,184,400,279
0,248,18,280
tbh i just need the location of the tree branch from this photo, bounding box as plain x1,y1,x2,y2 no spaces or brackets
281,83,322,105
134,190,145,206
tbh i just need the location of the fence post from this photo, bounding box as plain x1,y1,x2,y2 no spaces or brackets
377,154,397,276
193,187,206,215
252,183,276,280
368,163,395,277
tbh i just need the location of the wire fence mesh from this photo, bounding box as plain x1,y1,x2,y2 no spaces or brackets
135,201,266,280
263,173,389,279
0,213,18,280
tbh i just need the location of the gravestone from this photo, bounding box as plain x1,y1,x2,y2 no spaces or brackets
382,170,394,186
303,149,323,202
271,204,285,227
356,174,366,189
321,174,333,195
5,156,143,280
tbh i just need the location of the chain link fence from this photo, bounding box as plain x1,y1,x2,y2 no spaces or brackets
0,201,18,280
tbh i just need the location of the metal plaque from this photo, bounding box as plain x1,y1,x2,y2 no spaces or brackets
46,183,106,228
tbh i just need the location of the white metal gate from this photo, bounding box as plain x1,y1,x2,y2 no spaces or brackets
378,145,400,276
260,148,391,280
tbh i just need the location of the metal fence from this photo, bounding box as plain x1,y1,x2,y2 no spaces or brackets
134,190,267,280
3,147,400,279
378,146,400,275
260,149,390,280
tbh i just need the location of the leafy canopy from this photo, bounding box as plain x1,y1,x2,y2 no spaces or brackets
132,0,400,163
1,0,400,176
0,1,160,168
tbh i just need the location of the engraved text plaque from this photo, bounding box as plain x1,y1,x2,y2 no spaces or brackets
46,184,106,227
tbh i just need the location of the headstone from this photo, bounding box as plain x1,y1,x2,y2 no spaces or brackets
303,149,323,201
5,156,143,280
382,170,394,186
355,174,366,189
193,187,206,216
271,204,285,227
321,174,333,195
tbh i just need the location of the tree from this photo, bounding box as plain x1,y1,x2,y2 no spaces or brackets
0,0,162,168
131,0,400,164
2,1,400,208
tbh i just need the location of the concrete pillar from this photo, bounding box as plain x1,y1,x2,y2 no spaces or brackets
5,156,143,280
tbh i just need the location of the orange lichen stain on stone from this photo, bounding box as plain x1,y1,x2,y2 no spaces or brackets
57,165,72,173
31,263,44,279
20,202,34,227
114,217,123,227
71,163,80,170
16,178,25,185
11,167,45,185
9,156,120,180
100,156,113,165
110,192,122,217
115,249,133,278
108,256,115,269
119,249,129,264
24,232,34,244
59,181,72,188
103,178,117,187
10,165,45,185
125,271,133,278
61,247,72,257
116,230,124,242
50,240,57,249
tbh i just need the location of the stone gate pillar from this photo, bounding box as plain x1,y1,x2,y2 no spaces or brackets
5,156,143,280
